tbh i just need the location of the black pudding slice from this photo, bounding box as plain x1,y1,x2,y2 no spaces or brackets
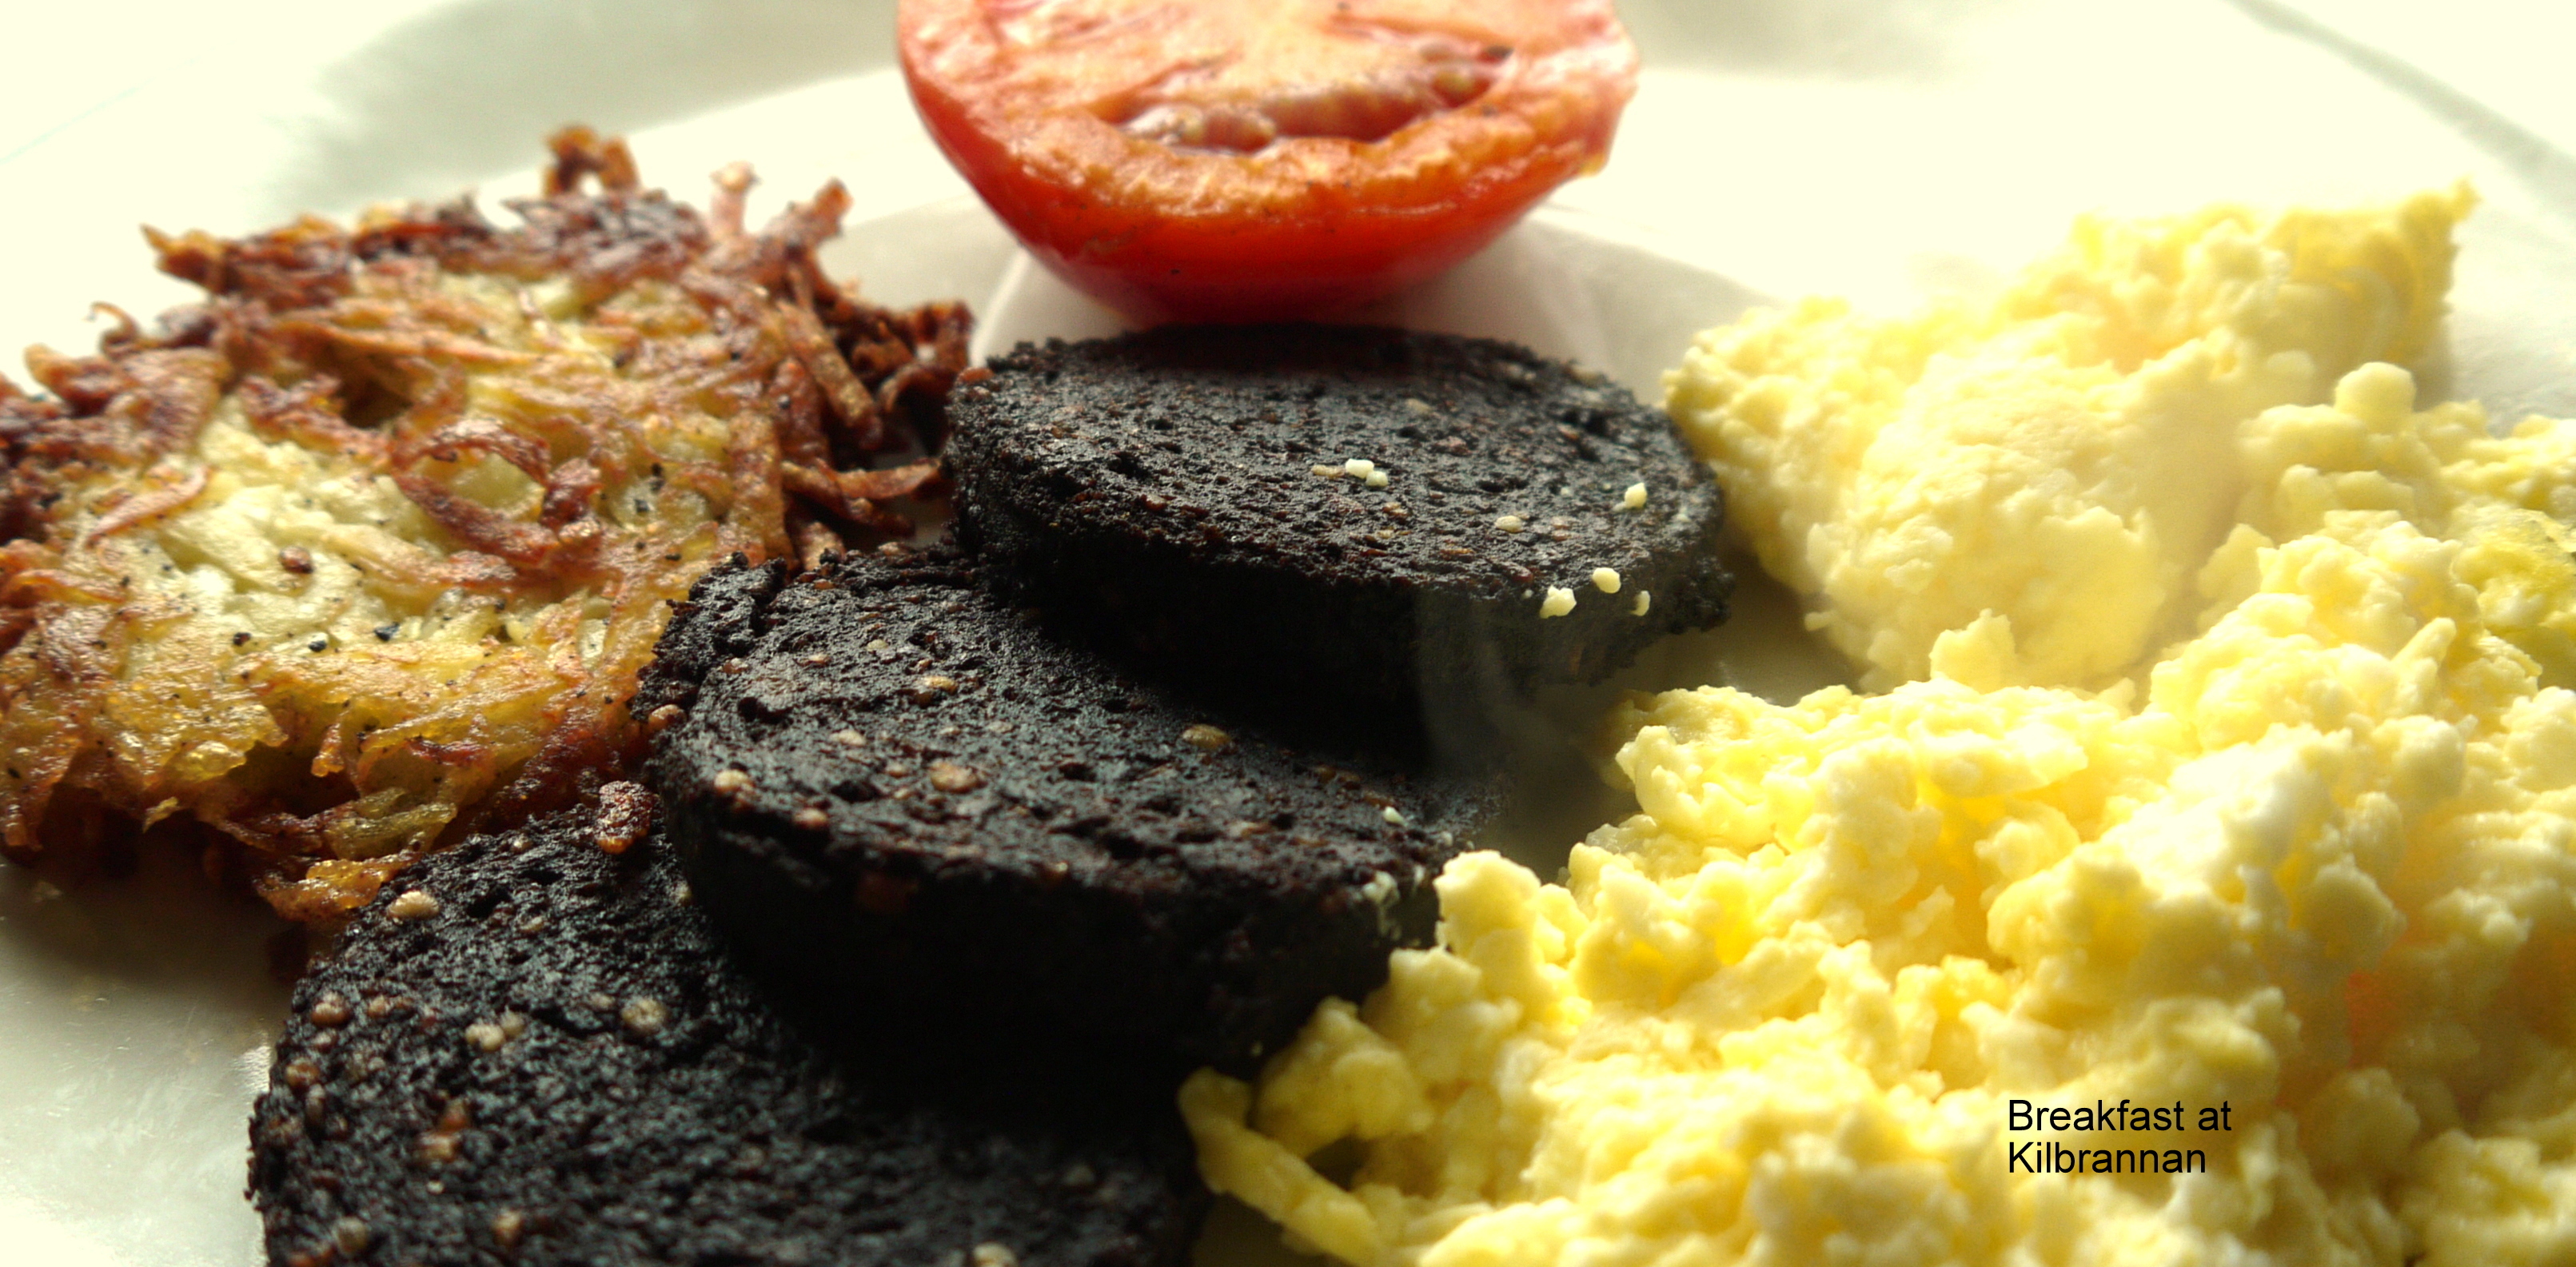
637,552,1493,1073
249,809,1203,1267
943,324,1733,749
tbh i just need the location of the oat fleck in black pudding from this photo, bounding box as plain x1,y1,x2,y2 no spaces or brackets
639,552,1494,1073
943,324,1733,747
249,807,1202,1267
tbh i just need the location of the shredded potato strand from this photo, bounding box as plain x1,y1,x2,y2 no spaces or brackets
0,129,967,922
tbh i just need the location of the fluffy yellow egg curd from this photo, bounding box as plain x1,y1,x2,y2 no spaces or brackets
1665,185,2473,692
1185,200,2576,1266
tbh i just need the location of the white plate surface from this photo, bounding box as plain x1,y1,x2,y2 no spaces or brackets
5,2,2575,1264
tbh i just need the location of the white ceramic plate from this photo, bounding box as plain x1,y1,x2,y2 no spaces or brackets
0,182,1847,1267
5,2,2574,1264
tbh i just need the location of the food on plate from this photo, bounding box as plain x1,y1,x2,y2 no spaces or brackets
943,325,1732,750
0,129,964,923
1186,196,2576,1265
898,0,1637,321
2219,367,2576,689
638,549,1497,1070
1665,185,2473,691
250,807,1204,1267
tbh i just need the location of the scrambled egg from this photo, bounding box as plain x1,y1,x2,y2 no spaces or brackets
1185,195,2576,1265
1663,186,2472,691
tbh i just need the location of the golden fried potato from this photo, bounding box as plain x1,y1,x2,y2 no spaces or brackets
0,129,966,922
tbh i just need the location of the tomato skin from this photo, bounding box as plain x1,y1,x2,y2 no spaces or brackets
899,0,1637,323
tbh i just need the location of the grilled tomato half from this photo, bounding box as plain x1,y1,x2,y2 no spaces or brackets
899,0,1638,321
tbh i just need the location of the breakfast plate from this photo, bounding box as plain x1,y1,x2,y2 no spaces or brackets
3,2,2574,1265
0,177,1842,1267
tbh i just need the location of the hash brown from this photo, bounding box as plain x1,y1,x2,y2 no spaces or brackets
0,129,966,923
